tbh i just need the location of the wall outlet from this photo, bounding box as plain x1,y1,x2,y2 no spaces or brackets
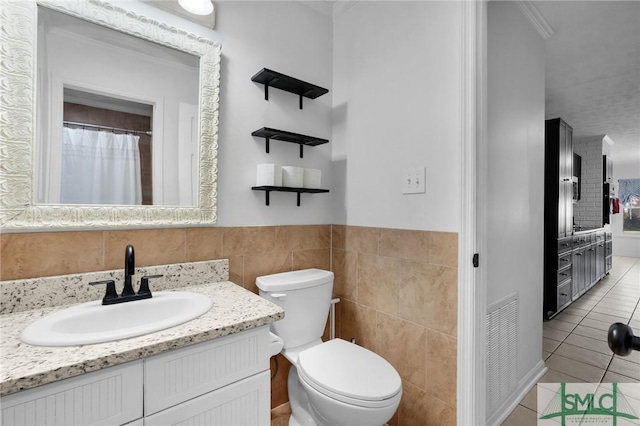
403,167,426,194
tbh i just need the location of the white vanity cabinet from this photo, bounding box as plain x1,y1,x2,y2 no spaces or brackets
1,326,270,426
1,361,144,426
143,325,270,424
144,372,270,425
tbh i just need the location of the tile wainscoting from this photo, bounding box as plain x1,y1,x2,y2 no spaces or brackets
0,225,458,425
331,226,458,426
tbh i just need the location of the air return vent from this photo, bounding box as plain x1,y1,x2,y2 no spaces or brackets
486,292,518,415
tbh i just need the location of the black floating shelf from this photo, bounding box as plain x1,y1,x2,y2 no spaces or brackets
251,68,329,109
252,186,330,207
252,127,328,158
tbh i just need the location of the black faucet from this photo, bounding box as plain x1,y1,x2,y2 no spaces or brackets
122,244,136,297
90,244,163,305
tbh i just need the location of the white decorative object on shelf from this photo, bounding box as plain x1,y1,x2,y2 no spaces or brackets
256,164,282,187
303,168,321,189
282,166,304,188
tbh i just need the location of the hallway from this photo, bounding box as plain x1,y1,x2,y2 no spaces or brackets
503,256,640,425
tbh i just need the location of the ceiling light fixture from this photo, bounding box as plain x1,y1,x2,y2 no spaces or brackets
177,0,214,16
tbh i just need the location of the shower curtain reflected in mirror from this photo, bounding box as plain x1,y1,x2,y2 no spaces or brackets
61,127,142,205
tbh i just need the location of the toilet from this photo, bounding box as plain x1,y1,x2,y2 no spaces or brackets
257,269,402,426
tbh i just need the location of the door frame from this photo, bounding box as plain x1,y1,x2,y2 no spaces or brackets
457,1,487,424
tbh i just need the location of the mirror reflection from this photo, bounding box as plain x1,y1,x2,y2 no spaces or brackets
62,89,153,205
36,6,200,206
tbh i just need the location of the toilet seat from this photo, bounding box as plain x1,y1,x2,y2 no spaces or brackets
296,339,402,409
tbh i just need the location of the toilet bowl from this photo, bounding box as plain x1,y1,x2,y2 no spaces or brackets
295,338,402,426
257,269,402,426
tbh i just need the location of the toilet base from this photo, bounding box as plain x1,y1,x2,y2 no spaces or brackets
288,365,317,426
287,415,304,426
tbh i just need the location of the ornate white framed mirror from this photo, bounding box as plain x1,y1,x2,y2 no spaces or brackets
0,0,221,230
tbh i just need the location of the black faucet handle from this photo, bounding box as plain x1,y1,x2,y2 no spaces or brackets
139,274,163,297
89,280,119,304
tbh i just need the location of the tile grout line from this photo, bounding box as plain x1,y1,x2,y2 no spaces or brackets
503,258,640,425
508,258,640,426
579,258,640,382
601,258,640,381
544,256,640,385
575,259,629,381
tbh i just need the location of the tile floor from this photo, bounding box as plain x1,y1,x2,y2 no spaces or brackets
502,256,640,425
271,402,291,426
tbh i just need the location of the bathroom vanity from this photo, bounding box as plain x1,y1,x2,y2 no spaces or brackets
0,260,284,426
2,327,270,425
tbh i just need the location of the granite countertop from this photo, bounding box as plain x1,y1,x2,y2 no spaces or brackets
0,281,284,397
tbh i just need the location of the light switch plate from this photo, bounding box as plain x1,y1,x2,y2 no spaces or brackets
403,167,426,194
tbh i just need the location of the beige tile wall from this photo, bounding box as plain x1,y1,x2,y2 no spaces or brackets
0,226,331,285
0,224,458,423
332,225,458,426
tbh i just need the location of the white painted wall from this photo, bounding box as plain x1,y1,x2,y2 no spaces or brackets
331,1,462,232
105,1,462,229
484,1,545,419
116,1,334,225
611,148,640,257
213,2,333,226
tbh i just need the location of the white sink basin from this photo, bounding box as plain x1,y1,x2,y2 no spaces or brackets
20,291,213,347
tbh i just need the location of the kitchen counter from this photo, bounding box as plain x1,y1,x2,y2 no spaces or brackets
0,280,284,397
572,227,606,235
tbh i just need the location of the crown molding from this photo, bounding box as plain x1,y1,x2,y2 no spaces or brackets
515,1,554,40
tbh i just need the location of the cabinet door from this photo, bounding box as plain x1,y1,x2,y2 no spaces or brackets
572,249,585,299
563,124,573,236
1,361,143,426
557,122,573,238
558,281,572,310
558,125,567,237
144,371,270,426
596,243,605,279
587,245,597,288
144,326,269,416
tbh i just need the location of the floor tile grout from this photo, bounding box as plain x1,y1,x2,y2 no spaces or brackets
502,256,640,426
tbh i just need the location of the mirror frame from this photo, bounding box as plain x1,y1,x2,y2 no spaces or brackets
0,0,221,230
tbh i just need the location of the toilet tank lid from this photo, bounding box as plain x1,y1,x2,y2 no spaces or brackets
256,269,334,292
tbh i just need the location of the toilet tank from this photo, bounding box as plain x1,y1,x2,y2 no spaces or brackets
256,269,333,349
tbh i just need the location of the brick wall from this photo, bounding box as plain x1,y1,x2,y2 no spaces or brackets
574,135,604,228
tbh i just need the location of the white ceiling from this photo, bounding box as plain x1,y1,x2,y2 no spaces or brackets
534,1,640,164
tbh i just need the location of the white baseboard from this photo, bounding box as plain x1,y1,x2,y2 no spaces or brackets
486,360,547,426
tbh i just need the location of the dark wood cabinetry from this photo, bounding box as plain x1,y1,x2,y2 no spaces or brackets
544,118,574,318
543,118,611,319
